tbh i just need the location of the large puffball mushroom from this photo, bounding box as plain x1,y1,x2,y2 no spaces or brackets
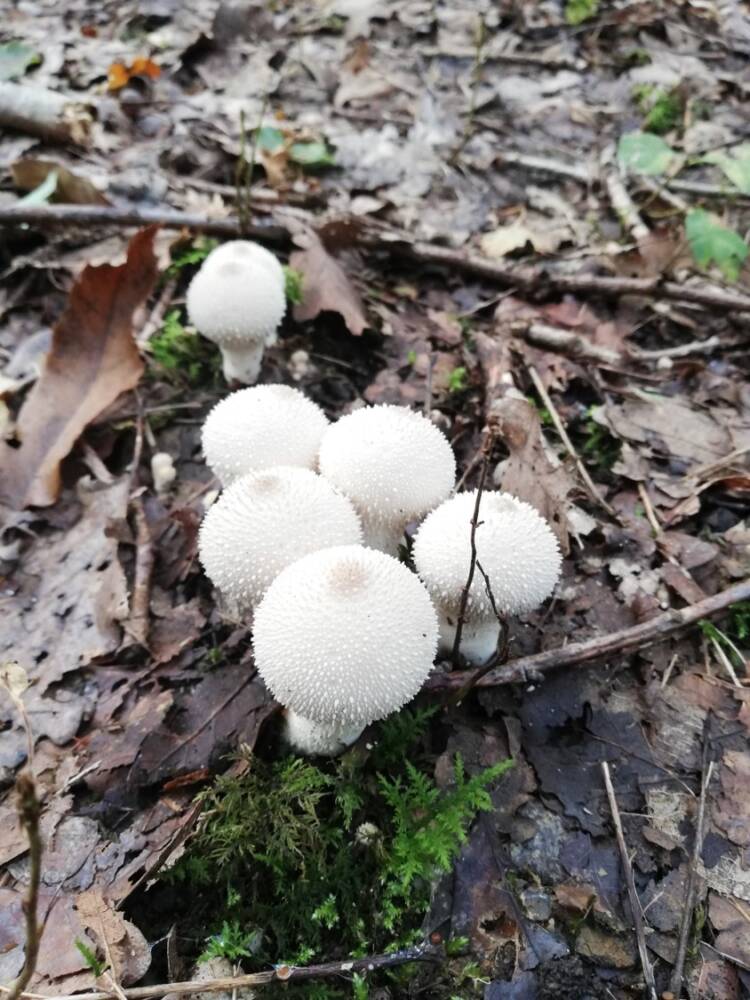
202,384,329,486
199,466,362,612
318,404,456,555
253,544,439,756
207,239,285,288
413,491,562,664
186,244,286,384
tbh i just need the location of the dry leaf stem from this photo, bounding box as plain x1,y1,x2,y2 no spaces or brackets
5,774,42,1000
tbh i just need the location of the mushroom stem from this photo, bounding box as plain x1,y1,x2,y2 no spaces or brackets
219,341,265,384
359,517,406,557
284,712,364,757
438,613,499,665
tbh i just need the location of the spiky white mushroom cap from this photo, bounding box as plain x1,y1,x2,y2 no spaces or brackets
413,491,561,618
202,384,329,486
253,545,438,727
318,405,456,528
206,240,285,288
186,253,285,350
199,467,362,608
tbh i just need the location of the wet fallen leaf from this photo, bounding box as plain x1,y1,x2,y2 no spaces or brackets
0,226,159,509
12,158,109,205
290,231,368,335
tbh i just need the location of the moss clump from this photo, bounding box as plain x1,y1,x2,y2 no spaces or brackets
148,308,221,387
166,708,512,980
632,85,683,135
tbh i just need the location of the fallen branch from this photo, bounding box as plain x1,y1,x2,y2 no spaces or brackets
602,762,657,1000
5,773,43,1000
2,942,439,1000
0,82,93,145
3,204,750,314
426,577,750,691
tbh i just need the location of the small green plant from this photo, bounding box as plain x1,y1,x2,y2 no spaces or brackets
686,209,748,282
149,309,220,386
351,973,369,999
565,0,598,25
165,238,218,279
698,613,748,670
579,407,620,472
447,366,468,393
632,85,683,135
199,920,257,964
284,265,305,305
75,940,107,978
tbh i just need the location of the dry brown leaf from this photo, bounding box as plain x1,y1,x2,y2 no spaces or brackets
290,231,368,335
11,158,109,205
76,888,151,985
0,226,159,509
490,395,575,553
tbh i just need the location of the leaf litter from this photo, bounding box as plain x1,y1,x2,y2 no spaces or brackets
1,1,750,997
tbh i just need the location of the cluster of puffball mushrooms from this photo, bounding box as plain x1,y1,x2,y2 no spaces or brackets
190,241,562,758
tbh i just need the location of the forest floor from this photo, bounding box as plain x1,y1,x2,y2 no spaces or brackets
2,1,750,998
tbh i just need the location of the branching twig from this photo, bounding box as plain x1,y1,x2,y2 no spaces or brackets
601,762,657,1000
425,576,750,690
1,942,439,1000
670,720,714,996
526,363,617,518
450,429,495,665
5,773,43,1000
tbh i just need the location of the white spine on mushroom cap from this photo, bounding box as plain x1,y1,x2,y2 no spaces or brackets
198,467,362,612
202,384,329,486
318,404,456,556
186,254,286,384
253,544,439,756
413,491,562,663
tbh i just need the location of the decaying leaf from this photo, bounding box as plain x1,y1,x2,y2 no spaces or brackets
76,888,151,985
289,231,368,335
12,158,109,205
0,226,159,509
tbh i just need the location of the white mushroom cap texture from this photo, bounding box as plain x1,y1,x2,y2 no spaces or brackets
253,545,438,727
413,491,561,617
318,405,456,527
186,254,285,350
202,384,330,486
206,240,285,288
198,467,362,608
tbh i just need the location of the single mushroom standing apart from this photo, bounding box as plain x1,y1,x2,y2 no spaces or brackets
318,404,456,555
198,466,362,614
186,241,285,384
202,384,329,487
413,491,561,664
253,544,439,756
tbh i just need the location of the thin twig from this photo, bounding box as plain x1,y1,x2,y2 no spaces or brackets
670,720,714,996
601,762,657,1000
5,773,43,1000
448,558,509,705
425,576,750,690
124,498,154,648
451,430,495,665
4,205,750,314
526,363,617,518
1,943,439,1000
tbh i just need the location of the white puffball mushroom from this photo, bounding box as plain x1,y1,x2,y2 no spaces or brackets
318,404,456,555
151,452,176,495
199,466,362,612
207,239,285,288
413,491,562,664
253,544,439,756
202,384,329,486
186,247,286,384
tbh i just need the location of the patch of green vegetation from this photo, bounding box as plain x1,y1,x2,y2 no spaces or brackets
686,208,749,282
447,366,468,393
698,603,750,669
579,406,621,472
526,395,553,427
149,309,221,386
166,709,512,974
284,265,305,305
199,919,259,964
632,85,683,135
406,349,417,367
623,48,652,68
75,939,107,978
565,0,598,26
165,237,218,279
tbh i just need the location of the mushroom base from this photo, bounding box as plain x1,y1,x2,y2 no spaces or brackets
359,516,407,557
218,341,266,385
438,613,500,666
284,711,364,757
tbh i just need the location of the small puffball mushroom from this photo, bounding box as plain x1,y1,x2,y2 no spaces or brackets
207,239,285,288
202,384,329,486
253,544,439,756
186,245,285,384
413,491,562,664
151,452,176,495
318,404,456,555
199,466,362,612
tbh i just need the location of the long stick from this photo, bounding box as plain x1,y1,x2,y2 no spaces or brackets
3,205,750,314
426,577,750,690
602,762,657,1000
5,774,42,1000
